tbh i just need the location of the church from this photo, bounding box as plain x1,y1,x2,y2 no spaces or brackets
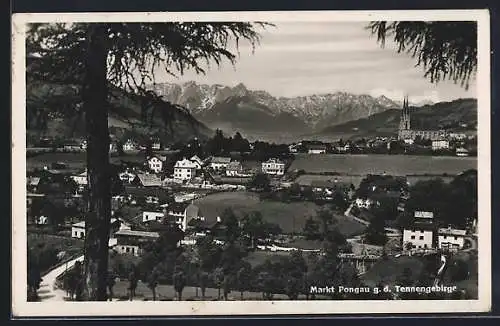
398,95,448,141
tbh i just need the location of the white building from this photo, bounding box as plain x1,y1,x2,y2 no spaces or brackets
402,211,436,250
173,158,198,181
225,161,243,177
456,147,470,157
166,202,201,232
148,155,166,173
449,132,467,140
403,227,434,250
403,138,414,145
114,229,160,256
432,139,450,151
119,171,136,183
123,139,137,152
261,158,285,176
142,210,164,223
438,227,466,251
71,218,129,239
209,157,231,170
354,197,376,209
71,169,87,187
307,144,327,154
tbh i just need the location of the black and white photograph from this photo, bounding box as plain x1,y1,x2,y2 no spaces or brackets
11,10,491,316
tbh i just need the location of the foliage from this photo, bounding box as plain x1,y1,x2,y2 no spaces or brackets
368,21,477,89
247,172,271,192
302,217,321,240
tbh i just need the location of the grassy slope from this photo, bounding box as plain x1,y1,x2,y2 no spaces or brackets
193,191,365,236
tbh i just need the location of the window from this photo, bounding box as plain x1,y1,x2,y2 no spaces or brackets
410,235,415,240
454,236,458,240
126,247,130,253
420,230,424,233
424,244,428,248
419,236,424,240
80,232,84,238
443,235,447,239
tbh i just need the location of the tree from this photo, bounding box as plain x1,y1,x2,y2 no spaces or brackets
128,264,139,301
221,208,241,244
248,172,271,192
241,211,265,248
213,267,225,300
147,267,160,301
364,214,388,246
198,271,210,300
367,21,477,89
27,22,267,300
303,217,321,240
173,270,186,301
106,270,116,301
235,261,252,300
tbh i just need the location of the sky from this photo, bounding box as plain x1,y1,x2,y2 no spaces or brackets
154,21,476,103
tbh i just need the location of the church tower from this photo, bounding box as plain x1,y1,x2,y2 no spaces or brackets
398,95,411,139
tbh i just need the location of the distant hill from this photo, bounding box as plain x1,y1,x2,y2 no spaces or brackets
318,98,477,138
26,81,212,144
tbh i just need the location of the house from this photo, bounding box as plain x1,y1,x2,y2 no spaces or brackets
456,147,469,157
71,169,88,187
80,139,87,150
71,218,129,239
310,179,351,197
148,155,167,173
209,156,232,171
449,132,467,140
113,229,160,256
355,197,376,209
142,210,165,223
119,171,136,183
27,177,40,192
261,158,285,176
123,139,138,152
151,138,161,150
109,142,118,153
403,138,414,145
432,139,450,151
189,155,204,170
166,202,201,232
173,158,198,181
438,227,466,251
288,143,299,153
335,143,351,153
225,161,244,177
35,215,49,225
132,173,162,187
307,144,327,154
402,211,436,250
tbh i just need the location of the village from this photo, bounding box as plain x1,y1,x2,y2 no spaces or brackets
26,129,478,301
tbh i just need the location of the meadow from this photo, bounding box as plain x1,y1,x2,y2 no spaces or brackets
193,191,366,236
289,154,477,176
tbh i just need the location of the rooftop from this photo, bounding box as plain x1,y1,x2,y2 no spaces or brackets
114,229,160,238
135,173,162,187
211,156,231,164
438,227,467,236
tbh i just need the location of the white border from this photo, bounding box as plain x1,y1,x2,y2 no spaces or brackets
12,10,491,317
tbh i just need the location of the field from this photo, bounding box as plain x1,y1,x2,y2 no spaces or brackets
289,154,477,176
27,232,84,257
193,191,366,236
295,174,365,188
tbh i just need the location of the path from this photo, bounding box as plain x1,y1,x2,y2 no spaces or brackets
37,255,84,302
344,203,400,235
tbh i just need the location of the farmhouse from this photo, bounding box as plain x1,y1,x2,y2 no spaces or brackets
148,155,167,173
123,139,138,152
173,158,198,181
456,147,469,157
119,171,136,183
261,158,285,176
438,227,467,251
71,169,88,187
113,229,160,256
402,211,436,250
225,161,243,177
432,139,450,151
209,156,231,171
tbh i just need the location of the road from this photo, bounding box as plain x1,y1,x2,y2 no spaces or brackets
37,255,84,302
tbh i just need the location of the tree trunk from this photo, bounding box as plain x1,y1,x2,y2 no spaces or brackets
152,288,156,301
82,23,111,301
